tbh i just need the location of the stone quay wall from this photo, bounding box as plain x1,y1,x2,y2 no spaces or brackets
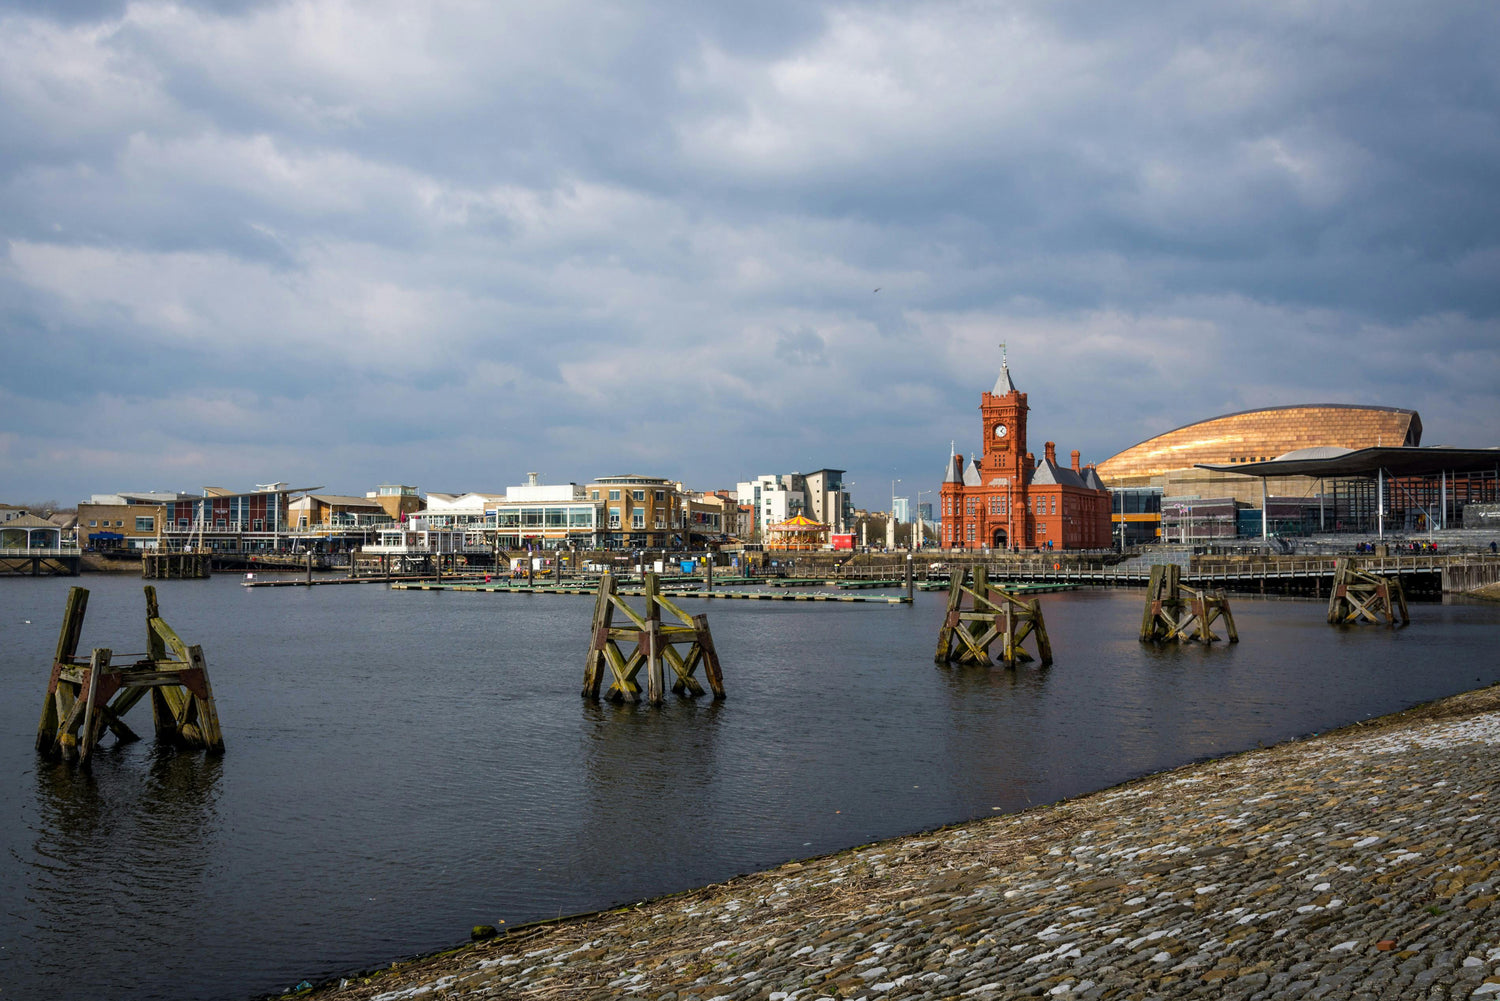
298,685,1500,1001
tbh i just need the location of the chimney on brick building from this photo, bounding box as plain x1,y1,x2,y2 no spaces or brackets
1044,441,1057,465
1070,449,1081,472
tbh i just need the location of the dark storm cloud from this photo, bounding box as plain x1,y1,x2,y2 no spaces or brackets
0,0,1496,506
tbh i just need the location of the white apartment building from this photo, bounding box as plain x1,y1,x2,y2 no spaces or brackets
735,475,804,541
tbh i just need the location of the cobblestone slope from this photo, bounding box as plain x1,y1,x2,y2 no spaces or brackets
302,686,1500,1001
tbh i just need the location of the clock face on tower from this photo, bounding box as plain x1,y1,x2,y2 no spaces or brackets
994,424,1008,439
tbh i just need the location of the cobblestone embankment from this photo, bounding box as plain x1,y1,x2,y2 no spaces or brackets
301,686,1500,1001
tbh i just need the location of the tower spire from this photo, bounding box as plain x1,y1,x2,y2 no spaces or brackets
992,343,1016,395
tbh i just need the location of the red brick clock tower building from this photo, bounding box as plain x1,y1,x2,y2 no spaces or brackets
940,357,1111,551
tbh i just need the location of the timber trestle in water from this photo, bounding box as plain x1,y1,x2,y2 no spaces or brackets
582,573,725,705
142,552,210,579
935,567,1053,668
1327,559,1410,627
1139,564,1238,645
35,586,225,766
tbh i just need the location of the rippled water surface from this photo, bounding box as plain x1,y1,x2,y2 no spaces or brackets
2,574,1498,999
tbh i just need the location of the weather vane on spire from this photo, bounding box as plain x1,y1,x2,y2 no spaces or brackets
999,341,1008,368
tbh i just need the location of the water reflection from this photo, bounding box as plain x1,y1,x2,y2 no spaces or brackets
575,698,725,900
24,745,223,992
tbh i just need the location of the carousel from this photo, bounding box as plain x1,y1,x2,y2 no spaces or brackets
764,514,831,551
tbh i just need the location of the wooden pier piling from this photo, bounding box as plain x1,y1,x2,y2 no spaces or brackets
935,566,1053,667
36,586,224,766
1327,558,1409,626
142,552,210,579
582,573,726,705
1139,564,1239,644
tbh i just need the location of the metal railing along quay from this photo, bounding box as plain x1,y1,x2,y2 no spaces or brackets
825,553,1499,593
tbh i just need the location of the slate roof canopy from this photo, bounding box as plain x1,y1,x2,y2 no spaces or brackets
1029,459,1089,490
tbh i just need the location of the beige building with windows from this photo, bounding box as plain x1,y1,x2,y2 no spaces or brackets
586,475,687,549
77,492,185,549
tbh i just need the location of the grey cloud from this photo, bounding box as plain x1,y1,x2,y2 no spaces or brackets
0,0,1496,509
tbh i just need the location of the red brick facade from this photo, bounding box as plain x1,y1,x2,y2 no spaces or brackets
940,364,1112,551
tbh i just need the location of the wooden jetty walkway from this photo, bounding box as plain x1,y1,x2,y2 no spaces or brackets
389,581,911,603
0,547,81,577
242,574,447,588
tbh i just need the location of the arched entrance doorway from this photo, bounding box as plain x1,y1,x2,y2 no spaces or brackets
991,527,1007,549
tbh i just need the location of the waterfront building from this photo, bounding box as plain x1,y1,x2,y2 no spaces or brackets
82,484,364,552
288,494,393,531
734,470,850,540
163,483,315,551
939,358,1112,551
684,492,732,544
368,484,424,521
1,504,30,523
363,526,490,558
736,475,802,542
586,474,686,549
1097,404,1422,539
420,492,508,527
483,474,601,549
801,469,852,533
78,491,188,550
0,514,69,551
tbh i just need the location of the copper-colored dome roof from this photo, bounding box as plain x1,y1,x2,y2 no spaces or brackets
1097,404,1421,485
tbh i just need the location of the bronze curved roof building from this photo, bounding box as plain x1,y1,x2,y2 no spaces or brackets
1098,404,1422,486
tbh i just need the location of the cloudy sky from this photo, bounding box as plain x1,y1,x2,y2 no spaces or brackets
3,0,1498,510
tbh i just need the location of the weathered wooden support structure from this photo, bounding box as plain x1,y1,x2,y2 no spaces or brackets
142,552,210,579
582,573,725,705
1327,558,1409,626
1139,564,1239,644
0,552,82,576
935,566,1053,667
36,586,225,766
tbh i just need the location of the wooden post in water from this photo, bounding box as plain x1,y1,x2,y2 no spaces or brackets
705,554,714,593
35,586,224,766
935,566,1052,667
582,572,726,705
905,554,914,602
1140,564,1238,644
1327,558,1408,626
306,549,313,585
644,573,664,703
